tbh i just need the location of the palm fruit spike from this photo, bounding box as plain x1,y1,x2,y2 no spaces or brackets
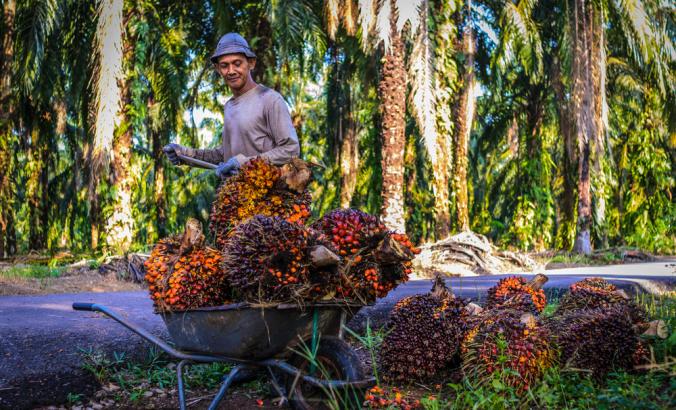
380,276,471,382
462,309,557,393
485,274,548,314
209,157,312,249
554,277,647,323
546,305,646,378
144,219,229,312
222,215,338,303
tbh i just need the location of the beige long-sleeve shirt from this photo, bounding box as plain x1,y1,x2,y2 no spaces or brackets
190,85,300,166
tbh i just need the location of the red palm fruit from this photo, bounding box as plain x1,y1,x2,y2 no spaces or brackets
485,274,548,314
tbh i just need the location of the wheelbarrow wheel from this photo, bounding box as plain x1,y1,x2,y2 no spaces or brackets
285,336,365,410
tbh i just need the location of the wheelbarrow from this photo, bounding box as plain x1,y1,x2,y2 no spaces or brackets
72,301,374,410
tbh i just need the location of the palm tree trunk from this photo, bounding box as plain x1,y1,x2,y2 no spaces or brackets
104,16,134,253
551,55,577,250
591,7,608,248
0,0,15,257
453,1,476,232
571,0,596,255
379,1,406,232
28,124,45,250
150,119,167,240
339,88,359,208
432,0,455,239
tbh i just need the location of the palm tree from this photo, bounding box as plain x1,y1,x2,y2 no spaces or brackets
453,0,478,232
358,0,424,232
0,0,16,256
91,0,135,253
430,0,458,239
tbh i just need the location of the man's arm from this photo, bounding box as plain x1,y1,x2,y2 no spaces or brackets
191,146,225,165
258,95,300,165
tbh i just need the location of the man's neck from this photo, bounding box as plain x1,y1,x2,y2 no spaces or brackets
231,77,258,98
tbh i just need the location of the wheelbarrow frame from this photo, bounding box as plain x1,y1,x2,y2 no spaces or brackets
72,302,374,410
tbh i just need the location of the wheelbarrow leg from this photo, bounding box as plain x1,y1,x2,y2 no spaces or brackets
267,366,288,406
207,365,244,410
177,360,191,410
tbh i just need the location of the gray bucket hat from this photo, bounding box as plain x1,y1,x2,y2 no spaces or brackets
211,33,256,63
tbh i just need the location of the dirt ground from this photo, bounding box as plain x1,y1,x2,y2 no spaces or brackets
0,265,143,296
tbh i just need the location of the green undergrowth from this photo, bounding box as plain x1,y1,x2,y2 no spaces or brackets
546,251,625,266
0,264,64,279
78,346,257,405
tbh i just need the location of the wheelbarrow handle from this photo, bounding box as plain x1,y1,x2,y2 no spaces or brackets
71,302,221,363
72,302,96,311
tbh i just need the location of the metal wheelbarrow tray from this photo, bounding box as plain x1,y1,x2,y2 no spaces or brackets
72,301,374,410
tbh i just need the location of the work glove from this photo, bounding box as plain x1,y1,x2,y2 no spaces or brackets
163,143,189,165
215,157,241,179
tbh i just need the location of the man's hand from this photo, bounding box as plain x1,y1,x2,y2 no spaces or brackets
215,157,241,179
163,143,187,165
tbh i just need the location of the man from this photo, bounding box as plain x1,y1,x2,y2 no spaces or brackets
163,33,300,177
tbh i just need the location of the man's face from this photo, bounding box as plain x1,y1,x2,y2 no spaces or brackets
215,54,256,92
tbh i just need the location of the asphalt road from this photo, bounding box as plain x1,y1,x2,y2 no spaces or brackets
1,262,674,409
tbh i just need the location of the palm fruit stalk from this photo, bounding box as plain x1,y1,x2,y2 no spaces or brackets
221,215,339,303
144,219,229,312
311,209,419,301
379,276,471,382
554,277,647,323
545,305,646,378
485,274,548,314
210,157,312,249
462,309,557,392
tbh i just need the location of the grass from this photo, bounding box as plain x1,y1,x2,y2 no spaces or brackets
79,346,244,405
547,251,625,266
0,264,63,279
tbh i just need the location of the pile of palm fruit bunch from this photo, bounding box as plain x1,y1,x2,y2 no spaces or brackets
209,157,312,249
220,215,341,303
145,157,418,309
379,276,472,382
310,208,419,302
544,277,664,378
144,219,230,312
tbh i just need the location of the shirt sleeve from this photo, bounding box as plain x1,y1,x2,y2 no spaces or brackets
191,146,225,165
259,95,300,165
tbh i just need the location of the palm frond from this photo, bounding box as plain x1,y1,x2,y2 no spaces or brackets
91,0,124,180
409,0,437,164
13,0,59,94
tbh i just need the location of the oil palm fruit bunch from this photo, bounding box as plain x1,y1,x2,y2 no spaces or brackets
380,277,470,382
545,305,645,378
221,215,339,302
554,277,647,323
311,209,419,301
485,274,548,314
462,308,556,392
144,219,229,311
210,157,311,249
